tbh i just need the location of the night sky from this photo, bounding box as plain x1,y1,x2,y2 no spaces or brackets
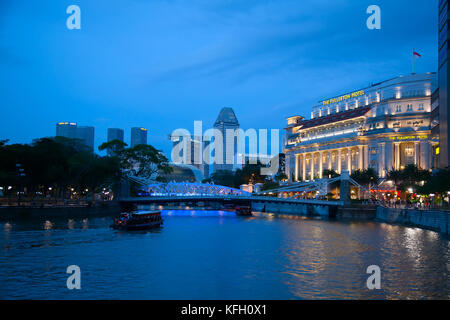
0,0,438,156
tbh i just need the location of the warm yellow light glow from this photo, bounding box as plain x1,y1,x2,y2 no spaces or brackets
322,90,365,106
389,135,427,141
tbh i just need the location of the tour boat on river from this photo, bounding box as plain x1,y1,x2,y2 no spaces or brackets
221,204,252,216
235,205,252,216
112,211,163,230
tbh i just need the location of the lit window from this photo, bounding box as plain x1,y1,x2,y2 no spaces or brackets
405,145,414,156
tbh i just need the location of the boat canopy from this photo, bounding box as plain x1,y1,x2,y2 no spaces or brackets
130,211,161,216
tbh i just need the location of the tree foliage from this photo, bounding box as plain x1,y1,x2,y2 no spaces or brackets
0,137,120,198
120,144,172,179
351,168,379,186
322,169,340,179
418,169,450,195
0,137,171,199
98,139,127,155
387,164,431,191
209,162,269,188
209,170,237,188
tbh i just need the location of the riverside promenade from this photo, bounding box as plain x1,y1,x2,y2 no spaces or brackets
376,206,450,235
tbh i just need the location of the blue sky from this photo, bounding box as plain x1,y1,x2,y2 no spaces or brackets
0,0,438,156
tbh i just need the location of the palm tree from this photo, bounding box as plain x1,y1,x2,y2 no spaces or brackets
387,168,402,192
322,169,339,179
351,168,379,188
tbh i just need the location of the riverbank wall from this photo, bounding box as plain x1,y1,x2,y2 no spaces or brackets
336,205,377,220
0,203,120,221
376,206,450,235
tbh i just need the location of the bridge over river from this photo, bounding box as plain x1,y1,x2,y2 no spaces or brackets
120,181,346,218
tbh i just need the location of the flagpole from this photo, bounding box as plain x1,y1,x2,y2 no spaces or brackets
412,48,415,74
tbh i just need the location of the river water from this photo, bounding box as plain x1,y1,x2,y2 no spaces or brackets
0,210,449,299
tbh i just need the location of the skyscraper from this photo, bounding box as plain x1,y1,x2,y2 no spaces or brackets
170,134,210,178
439,0,450,168
107,128,124,143
107,128,125,156
56,122,95,150
131,127,148,147
213,107,239,173
76,126,95,150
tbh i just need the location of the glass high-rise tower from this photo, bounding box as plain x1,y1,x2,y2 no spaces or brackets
56,122,94,150
131,127,148,147
107,128,125,155
212,107,239,173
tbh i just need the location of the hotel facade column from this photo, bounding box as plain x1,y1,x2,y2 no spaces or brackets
337,149,342,174
310,153,315,180
358,145,364,170
394,142,400,170
295,154,299,182
328,151,332,170
385,141,393,174
414,142,420,167
319,151,323,178
347,148,352,174
298,154,303,181
364,145,369,169
285,154,292,181
378,142,386,177
420,141,431,170
302,153,306,181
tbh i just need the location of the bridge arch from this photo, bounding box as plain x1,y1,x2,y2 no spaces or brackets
140,182,250,197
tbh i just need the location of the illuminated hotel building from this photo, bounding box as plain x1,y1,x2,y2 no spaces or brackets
284,73,438,181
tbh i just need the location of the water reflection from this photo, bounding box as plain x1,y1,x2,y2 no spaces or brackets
82,218,89,229
4,222,11,232
0,211,448,299
43,220,53,230
67,219,75,230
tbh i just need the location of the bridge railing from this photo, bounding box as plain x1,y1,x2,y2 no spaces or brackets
121,194,343,206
